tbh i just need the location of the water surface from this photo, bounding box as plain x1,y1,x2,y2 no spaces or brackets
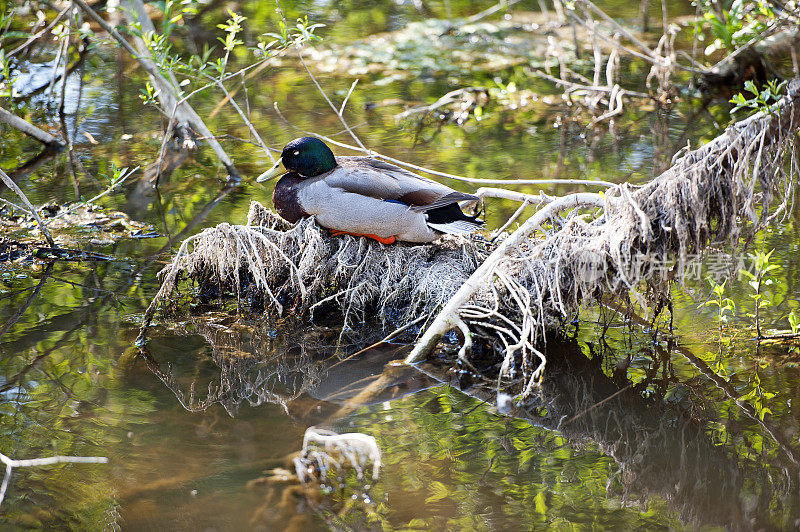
1,1,799,529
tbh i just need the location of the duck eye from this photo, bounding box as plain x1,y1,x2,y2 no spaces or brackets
293,150,300,156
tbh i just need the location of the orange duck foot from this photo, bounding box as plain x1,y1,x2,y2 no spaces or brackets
329,230,396,244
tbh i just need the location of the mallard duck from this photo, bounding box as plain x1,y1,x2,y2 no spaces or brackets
256,137,483,244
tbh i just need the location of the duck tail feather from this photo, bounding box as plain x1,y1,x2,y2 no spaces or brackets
427,220,483,235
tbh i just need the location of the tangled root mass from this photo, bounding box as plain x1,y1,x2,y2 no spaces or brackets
143,80,800,395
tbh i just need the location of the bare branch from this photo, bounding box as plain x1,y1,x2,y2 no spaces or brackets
0,106,63,148
0,168,56,247
0,452,107,507
73,0,241,180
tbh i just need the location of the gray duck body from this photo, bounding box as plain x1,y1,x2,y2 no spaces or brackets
266,139,482,243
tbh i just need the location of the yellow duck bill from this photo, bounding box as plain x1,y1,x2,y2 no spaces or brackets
256,158,283,182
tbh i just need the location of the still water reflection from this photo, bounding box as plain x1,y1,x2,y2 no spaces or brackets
2,0,800,529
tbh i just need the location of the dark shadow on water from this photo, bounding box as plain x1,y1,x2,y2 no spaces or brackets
141,317,800,530
1,146,61,186
122,125,198,219
139,317,437,422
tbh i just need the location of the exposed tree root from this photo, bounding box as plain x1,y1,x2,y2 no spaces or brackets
140,203,492,335
407,79,800,391
141,80,800,399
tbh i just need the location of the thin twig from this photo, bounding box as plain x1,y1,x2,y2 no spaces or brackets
215,82,274,162
0,262,53,339
560,383,633,426
533,70,650,99
327,314,428,371
274,103,617,187
464,0,523,24
274,0,368,152
490,198,531,240
577,0,655,58
0,197,26,212
44,166,140,226
0,168,55,246
704,21,783,76
45,35,67,99
340,79,359,116
0,452,107,507
8,6,71,58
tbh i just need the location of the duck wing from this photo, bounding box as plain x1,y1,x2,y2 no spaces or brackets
331,157,479,212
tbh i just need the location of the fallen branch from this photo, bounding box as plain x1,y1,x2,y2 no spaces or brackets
73,0,240,180
406,78,800,371
0,452,107,507
406,193,603,363
0,106,63,149
0,168,56,247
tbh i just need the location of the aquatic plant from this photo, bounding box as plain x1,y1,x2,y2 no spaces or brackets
694,0,777,55
701,278,735,340
730,79,787,116
740,248,780,337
